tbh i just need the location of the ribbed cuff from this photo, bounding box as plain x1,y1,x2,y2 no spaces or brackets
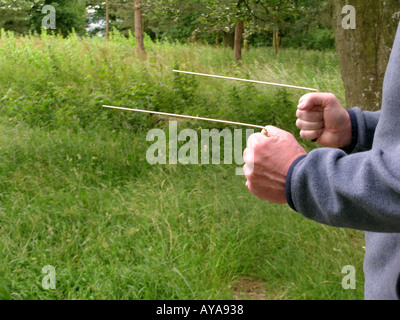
340,109,358,154
285,155,307,212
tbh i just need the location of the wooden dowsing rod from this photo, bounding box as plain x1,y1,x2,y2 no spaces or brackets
172,70,319,92
103,70,319,137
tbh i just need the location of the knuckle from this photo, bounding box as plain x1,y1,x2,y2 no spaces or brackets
252,142,262,153
250,137,266,152
244,154,253,165
326,93,337,103
247,133,261,148
244,169,254,181
327,93,336,99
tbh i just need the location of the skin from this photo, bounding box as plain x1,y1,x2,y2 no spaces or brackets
243,93,352,204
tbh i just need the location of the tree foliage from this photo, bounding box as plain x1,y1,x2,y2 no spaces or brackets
0,0,87,35
0,0,38,34
0,0,334,51
31,0,87,36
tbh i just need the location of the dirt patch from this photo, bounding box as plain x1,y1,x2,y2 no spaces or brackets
229,279,268,300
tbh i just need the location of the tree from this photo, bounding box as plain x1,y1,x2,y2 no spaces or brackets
198,0,248,61
331,0,400,111
242,0,302,54
0,0,40,34
200,0,306,57
0,0,87,36
106,0,110,40
198,0,237,48
134,0,145,56
234,20,244,61
86,0,147,55
276,0,334,50
234,0,247,62
30,0,87,36
86,0,134,37
143,0,206,43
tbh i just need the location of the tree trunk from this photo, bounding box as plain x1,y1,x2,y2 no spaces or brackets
331,0,399,111
243,23,249,52
244,39,249,52
273,30,280,55
215,33,220,46
105,0,110,40
234,21,244,62
134,0,146,56
223,31,235,49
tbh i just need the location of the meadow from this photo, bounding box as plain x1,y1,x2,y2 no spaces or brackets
0,29,365,300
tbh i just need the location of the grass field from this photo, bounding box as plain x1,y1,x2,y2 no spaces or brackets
0,30,365,300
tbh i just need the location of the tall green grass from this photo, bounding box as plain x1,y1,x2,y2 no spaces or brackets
0,28,345,135
0,30,363,300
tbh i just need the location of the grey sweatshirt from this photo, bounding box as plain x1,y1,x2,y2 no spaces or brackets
286,23,400,300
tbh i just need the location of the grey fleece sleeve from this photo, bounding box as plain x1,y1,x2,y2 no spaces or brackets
286,108,400,233
343,107,380,154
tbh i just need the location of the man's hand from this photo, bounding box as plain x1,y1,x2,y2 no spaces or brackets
296,93,352,148
243,126,307,203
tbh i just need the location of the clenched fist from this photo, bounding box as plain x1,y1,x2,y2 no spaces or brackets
243,126,307,203
296,93,352,148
